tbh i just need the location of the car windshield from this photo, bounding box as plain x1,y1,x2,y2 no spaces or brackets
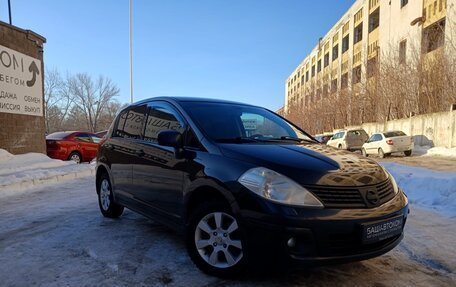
384,131,406,138
46,132,72,140
181,102,314,143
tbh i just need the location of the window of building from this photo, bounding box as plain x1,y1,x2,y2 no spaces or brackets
341,73,348,89
324,53,330,67
367,57,378,78
331,79,338,92
342,35,350,53
332,44,339,60
369,8,380,33
422,19,445,53
323,84,328,97
401,0,408,8
317,60,322,72
301,75,305,84
434,1,437,15
354,23,363,44
399,40,407,64
439,0,443,11
306,70,309,82
352,65,362,84
311,65,316,77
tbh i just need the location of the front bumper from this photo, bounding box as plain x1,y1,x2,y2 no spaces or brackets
238,190,409,266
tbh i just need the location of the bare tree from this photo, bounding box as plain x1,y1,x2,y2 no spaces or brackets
69,73,120,132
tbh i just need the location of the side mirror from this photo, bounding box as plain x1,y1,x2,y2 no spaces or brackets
157,130,183,149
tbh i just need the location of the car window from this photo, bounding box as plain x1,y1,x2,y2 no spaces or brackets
143,104,186,142
332,132,344,140
180,102,313,143
46,132,72,140
241,112,288,138
113,105,147,139
384,131,406,138
369,134,382,142
74,133,92,143
91,135,101,143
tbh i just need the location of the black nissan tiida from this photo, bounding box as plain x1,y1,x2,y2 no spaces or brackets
96,97,408,277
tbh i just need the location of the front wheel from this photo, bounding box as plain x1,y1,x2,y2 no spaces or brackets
186,202,246,277
378,148,385,159
97,173,124,218
362,148,368,157
404,150,412,157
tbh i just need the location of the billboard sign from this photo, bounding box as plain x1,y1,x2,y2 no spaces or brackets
0,44,43,116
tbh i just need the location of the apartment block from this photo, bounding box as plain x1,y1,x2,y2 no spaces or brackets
284,0,454,114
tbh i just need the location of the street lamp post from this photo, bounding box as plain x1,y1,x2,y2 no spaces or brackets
129,0,133,103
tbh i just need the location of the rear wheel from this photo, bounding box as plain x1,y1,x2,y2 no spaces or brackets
378,148,385,158
97,173,124,218
186,202,246,277
68,151,82,163
362,148,368,157
404,150,412,157
338,144,343,149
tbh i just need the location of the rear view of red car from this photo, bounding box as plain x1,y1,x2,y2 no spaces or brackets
46,131,101,163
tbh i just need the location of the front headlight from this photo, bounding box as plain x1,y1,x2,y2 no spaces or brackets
238,167,323,207
384,169,399,195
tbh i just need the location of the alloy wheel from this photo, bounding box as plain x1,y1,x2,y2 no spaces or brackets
194,212,243,269
100,179,111,211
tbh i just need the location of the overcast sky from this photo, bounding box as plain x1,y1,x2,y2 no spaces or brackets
0,0,353,110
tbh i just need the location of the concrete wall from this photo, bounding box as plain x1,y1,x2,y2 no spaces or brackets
0,21,46,154
348,110,456,148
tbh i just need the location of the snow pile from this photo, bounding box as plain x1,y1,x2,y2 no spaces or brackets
382,162,456,217
413,145,456,157
0,149,94,197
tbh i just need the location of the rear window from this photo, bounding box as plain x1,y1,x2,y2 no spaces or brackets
384,131,406,138
46,132,72,140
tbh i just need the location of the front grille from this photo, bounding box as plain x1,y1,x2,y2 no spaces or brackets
306,179,395,208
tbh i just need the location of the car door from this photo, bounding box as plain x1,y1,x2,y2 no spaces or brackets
367,134,381,153
106,105,147,199
73,133,94,161
131,101,187,220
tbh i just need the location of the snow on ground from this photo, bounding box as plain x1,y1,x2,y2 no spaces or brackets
0,176,454,287
413,145,456,157
0,149,94,198
382,162,456,218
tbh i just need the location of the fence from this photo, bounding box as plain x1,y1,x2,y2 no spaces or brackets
344,110,456,148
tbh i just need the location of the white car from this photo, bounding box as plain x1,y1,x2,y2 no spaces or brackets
326,129,369,151
362,131,414,158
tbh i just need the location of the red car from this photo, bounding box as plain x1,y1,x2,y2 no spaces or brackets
46,131,102,163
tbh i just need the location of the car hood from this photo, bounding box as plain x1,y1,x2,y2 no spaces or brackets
219,143,387,186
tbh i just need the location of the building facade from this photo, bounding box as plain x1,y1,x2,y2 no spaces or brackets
284,0,453,115
0,21,46,154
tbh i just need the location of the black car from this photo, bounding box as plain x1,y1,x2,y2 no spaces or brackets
96,97,408,277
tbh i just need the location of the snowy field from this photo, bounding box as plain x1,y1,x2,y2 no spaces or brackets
0,150,455,286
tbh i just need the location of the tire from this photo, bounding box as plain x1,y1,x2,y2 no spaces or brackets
186,202,246,277
404,150,412,157
378,148,385,159
362,148,368,157
97,172,124,218
338,144,343,149
68,151,82,164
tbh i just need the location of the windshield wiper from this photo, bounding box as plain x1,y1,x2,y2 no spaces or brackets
216,137,261,143
267,136,316,143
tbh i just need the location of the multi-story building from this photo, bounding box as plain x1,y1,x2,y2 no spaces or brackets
284,0,454,115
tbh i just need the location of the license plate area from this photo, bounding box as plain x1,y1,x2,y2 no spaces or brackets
361,215,403,244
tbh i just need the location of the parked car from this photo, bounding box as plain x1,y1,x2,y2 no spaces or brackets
314,133,333,144
96,97,408,277
362,131,414,158
46,131,102,163
326,129,369,151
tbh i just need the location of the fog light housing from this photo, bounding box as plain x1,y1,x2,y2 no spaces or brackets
287,237,296,248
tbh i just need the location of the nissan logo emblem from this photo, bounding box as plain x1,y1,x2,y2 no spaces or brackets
366,189,380,205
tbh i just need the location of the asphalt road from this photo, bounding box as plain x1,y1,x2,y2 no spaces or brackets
0,177,455,287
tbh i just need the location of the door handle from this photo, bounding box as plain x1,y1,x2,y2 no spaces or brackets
135,149,145,157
